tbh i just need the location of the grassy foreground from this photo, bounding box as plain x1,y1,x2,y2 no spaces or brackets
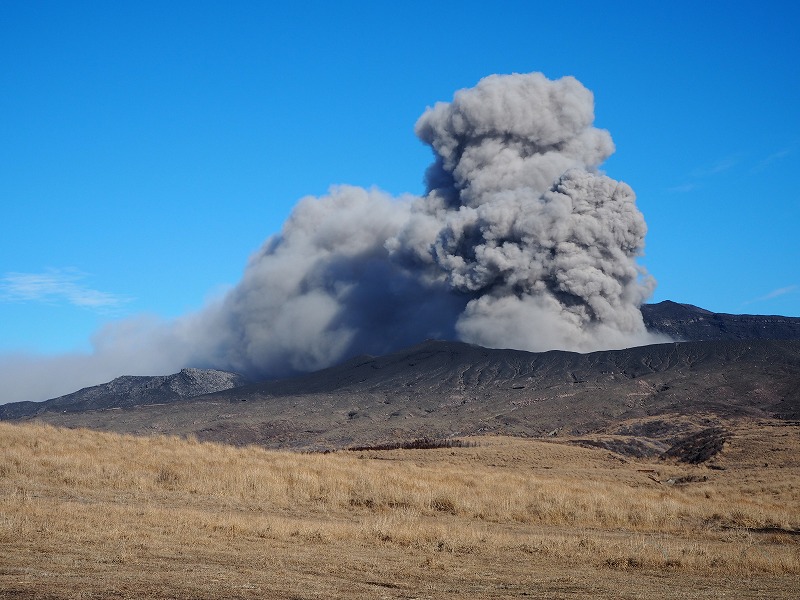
1,420,799,599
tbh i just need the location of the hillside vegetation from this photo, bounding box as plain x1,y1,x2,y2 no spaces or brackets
1,421,799,598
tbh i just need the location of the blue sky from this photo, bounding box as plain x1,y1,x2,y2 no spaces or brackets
2,0,799,360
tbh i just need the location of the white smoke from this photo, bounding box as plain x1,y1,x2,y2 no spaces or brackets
1,72,661,403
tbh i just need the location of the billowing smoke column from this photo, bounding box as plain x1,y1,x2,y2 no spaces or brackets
193,72,658,379
0,72,663,403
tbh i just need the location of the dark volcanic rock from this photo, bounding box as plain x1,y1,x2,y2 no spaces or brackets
661,427,727,464
236,338,800,416
566,437,668,458
642,301,800,341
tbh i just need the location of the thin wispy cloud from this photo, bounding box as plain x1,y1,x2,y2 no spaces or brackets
690,156,739,178
667,183,698,194
743,285,798,306
751,145,795,174
669,156,740,194
672,145,795,186
0,268,132,311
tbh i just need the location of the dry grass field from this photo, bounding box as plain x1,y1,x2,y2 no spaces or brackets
1,419,799,598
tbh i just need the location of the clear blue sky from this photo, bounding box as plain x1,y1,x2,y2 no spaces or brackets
2,0,799,357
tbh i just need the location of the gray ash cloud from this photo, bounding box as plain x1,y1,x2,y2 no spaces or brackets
193,72,660,378
1,72,661,403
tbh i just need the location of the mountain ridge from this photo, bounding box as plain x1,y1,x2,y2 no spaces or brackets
0,368,249,420
2,301,799,450
4,337,798,450
641,300,800,340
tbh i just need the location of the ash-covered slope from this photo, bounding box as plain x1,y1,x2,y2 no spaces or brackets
14,338,800,449
641,301,800,341
225,338,800,421
0,368,249,420
3,302,799,449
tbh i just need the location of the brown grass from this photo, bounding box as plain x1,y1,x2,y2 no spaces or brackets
1,420,799,598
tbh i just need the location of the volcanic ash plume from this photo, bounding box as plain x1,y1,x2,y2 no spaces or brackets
0,72,662,404
191,72,659,379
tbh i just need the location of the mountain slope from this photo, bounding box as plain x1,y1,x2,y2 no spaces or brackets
10,339,799,449
2,302,799,449
641,300,800,340
0,368,249,420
